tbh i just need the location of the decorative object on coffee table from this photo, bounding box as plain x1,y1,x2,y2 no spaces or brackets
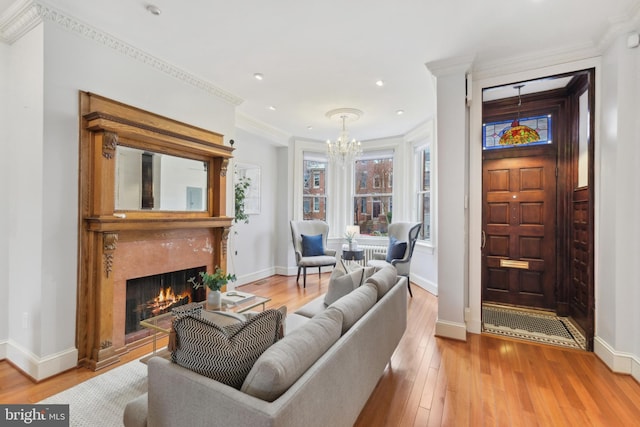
189,267,237,310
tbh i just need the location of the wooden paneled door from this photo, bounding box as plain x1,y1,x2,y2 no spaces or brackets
567,75,595,349
482,148,557,309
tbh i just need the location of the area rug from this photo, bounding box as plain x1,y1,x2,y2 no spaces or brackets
39,358,147,427
482,304,586,350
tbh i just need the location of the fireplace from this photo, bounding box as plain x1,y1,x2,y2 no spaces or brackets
124,266,206,344
77,92,234,370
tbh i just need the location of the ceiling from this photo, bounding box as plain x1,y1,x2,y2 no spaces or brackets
1,0,639,144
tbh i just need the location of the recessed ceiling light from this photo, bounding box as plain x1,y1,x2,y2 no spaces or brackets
396,109,405,115
145,4,161,16
253,73,264,81
307,126,313,130
267,105,276,111
376,80,384,87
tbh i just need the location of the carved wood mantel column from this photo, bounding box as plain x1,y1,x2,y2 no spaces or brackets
77,92,234,369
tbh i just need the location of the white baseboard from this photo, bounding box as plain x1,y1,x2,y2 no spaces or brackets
466,318,483,335
410,273,438,296
0,340,7,360
232,267,278,288
274,265,334,278
435,319,467,341
594,336,640,383
6,340,78,381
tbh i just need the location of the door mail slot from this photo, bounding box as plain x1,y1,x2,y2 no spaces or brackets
500,259,530,269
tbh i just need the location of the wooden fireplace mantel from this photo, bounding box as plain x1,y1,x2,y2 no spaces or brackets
77,92,234,370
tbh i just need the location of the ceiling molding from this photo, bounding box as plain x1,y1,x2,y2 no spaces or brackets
471,42,600,81
404,118,434,143
426,55,475,77
598,2,640,52
473,4,640,81
0,0,41,44
0,0,244,107
235,111,291,146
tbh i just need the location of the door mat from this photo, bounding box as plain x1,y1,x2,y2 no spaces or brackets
482,304,586,350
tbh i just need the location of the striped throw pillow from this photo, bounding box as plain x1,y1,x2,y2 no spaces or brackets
171,309,284,389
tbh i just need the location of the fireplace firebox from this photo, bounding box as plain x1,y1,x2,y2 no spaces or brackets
124,266,206,344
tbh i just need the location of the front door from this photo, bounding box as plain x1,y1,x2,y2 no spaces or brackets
482,147,557,309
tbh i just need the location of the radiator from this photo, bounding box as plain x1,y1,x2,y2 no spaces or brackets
343,244,386,267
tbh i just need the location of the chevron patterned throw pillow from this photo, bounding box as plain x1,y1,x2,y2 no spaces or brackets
171,309,284,389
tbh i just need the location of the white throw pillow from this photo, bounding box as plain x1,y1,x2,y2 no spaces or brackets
324,267,364,306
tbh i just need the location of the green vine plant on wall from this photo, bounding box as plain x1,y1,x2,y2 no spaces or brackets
235,174,252,224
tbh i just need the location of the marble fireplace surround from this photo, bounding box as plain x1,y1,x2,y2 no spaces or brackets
77,92,233,370
114,228,214,348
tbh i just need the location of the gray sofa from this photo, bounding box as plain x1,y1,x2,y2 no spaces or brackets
124,265,407,427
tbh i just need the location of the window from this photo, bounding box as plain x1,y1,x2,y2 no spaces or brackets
359,171,368,189
483,114,552,150
353,150,393,236
416,145,431,240
303,153,327,221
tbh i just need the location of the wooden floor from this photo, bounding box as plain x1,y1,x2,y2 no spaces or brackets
2,273,639,426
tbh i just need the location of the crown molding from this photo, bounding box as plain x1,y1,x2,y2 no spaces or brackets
404,117,434,142
472,3,640,81
0,0,244,107
425,55,475,77
471,41,601,81
235,111,291,146
598,1,640,52
0,0,41,43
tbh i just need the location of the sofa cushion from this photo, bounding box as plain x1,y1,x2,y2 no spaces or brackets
385,237,407,263
301,233,324,256
324,266,364,306
362,265,376,281
285,312,311,334
241,307,343,402
171,309,284,389
364,265,398,300
294,295,326,318
329,283,377,334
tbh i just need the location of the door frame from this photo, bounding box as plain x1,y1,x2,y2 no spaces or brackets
465,57,602,346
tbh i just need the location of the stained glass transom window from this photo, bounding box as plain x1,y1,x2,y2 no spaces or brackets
483,114,552,150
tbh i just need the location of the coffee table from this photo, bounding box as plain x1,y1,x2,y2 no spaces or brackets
139,293,272,360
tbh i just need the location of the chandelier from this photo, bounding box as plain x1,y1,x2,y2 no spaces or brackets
499,84,540,146
326,108,363,166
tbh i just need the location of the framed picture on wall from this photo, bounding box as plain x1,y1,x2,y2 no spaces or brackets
236,163,261,215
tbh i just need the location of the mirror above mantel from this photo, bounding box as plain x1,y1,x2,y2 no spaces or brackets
115,145,209,211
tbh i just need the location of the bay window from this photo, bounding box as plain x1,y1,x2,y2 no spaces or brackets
353,150,394,236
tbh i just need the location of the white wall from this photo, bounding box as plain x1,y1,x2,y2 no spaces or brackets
228,128,283,286
275,145,293,274
427,58,472,342
0,33,9,356
595,32,640,380
3,17,236,378
6,23,45,373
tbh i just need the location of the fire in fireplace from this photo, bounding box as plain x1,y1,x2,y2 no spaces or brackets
125,266,206,344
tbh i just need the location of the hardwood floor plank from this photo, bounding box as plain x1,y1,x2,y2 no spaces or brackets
2,273,640,427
